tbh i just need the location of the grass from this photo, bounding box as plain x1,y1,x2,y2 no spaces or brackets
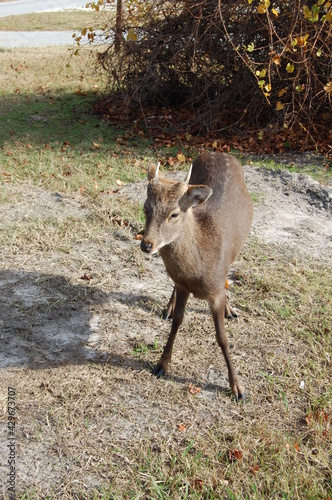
0,45,331,499
0,46,155,197
0,10,104,31
241,154,332,186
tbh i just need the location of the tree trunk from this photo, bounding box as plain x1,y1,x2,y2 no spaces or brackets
115,0,123,53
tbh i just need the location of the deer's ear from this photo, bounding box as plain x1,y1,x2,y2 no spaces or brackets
148,162,160,181
183,185,213,209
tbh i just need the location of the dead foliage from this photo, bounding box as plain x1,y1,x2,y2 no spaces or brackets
85,0,332,155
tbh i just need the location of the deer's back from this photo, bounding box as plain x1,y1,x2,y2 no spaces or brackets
190,152,252,268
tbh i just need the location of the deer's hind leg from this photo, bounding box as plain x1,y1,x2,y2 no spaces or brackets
163,286,176,320
208,292,244,402
225,295,238,319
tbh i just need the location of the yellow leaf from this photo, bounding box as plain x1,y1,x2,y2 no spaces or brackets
278,88,287,97
272,8,279,16
177,153,186,163
116,179,123,186
257,4,267,14
256,69,266,78
286,63,295,73
212,141,218,149
127,28,138,42
265,83,271,92
257,0,270,13
303,5,311,19
326,9,332,22
276,101,285,111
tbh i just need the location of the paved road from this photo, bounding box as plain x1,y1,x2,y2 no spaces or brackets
0,30,77,47
0,0,86,18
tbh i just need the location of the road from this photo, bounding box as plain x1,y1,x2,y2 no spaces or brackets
0,30,77,47
0,0,86,18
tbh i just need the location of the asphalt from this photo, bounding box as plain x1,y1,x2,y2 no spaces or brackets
0,0,86,18
0,30,77,47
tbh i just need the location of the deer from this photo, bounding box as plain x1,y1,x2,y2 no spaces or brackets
140,152,253,402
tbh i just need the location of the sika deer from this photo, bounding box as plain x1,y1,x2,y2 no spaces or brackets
141,152,253,401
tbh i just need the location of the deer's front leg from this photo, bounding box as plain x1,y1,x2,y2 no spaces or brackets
153,287,189,378
208,292,245,402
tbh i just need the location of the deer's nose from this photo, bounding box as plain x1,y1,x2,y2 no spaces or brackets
141,241,153,253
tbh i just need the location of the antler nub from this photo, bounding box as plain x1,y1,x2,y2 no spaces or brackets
184,164,193,185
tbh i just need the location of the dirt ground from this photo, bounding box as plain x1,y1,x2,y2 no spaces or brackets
0,160,331,496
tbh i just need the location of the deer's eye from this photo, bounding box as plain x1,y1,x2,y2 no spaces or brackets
169,212,179,220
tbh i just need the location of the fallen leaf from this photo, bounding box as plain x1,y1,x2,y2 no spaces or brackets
111,215,128,227
189,384,202,395
177,423,187,432
294,443,300,452
192,478,203,491
225,279,230,289
229,449,243,461
116,179,123,186
249,465,260,474
134,234,143,240
177,152,186,163
80,273,93,281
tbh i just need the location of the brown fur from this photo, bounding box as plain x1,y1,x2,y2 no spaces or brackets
141,152,253,401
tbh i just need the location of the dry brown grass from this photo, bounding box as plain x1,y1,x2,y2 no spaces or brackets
0,45,331,499
0,187,331,498
0,10,101,31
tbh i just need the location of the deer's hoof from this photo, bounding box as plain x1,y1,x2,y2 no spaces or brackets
152,366,166,378
162,309,172,321
234,392,246,404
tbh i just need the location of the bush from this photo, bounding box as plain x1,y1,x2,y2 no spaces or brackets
83,0,332,149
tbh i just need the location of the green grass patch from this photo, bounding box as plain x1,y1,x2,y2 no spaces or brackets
0,46,155,198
